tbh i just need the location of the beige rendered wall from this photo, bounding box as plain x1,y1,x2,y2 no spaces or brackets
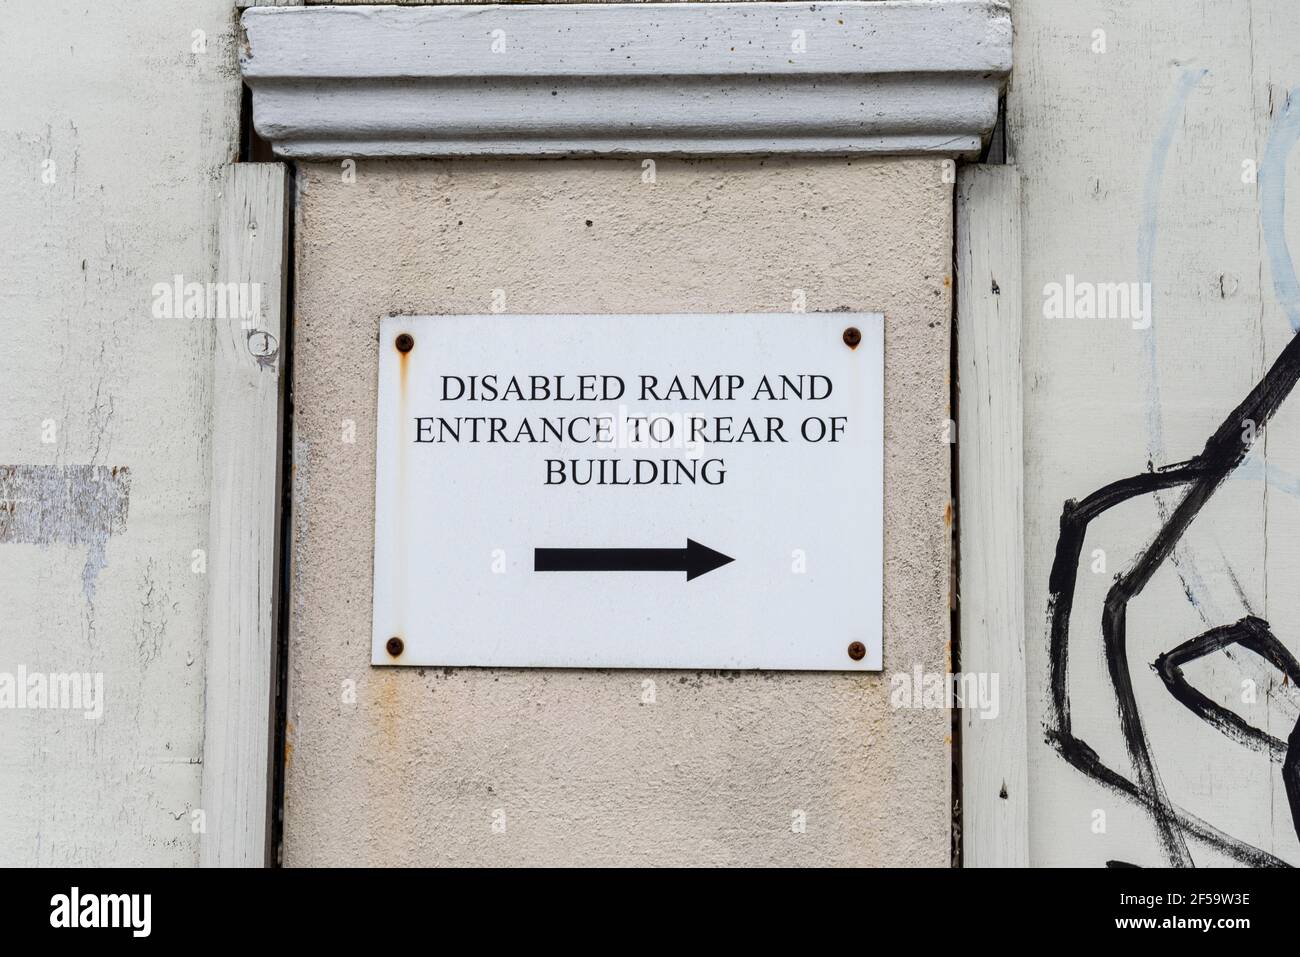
286,157,952,866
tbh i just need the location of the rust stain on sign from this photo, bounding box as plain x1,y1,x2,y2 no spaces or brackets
0,464,131,601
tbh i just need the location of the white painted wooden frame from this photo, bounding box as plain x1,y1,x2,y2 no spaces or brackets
200,164,290,868
955,165,1029,867
239,1,1011,158
223,1,1015,868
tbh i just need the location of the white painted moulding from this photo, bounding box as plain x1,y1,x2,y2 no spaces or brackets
240,1,1012,158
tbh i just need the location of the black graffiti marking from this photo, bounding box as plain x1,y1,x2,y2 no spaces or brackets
1155,616,1300,848
1287,723,1300,848
1045,329,1300,867
1154,617,1300,758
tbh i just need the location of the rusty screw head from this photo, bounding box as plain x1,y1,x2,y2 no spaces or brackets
842,326,862,349
395,333,414,353
386,636,404,657
847,641,866,661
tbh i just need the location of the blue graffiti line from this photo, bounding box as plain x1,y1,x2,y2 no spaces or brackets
1139,67,1209,462
1263,86,1300,333
1234,455,1300,500
1139,67,1216,619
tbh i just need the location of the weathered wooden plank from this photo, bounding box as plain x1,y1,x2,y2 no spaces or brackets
306,0,821,4
956,165,1029,867
200,163,289,868
1243,0,1300,863
1011,0,1279,867
0,0,241,867
244,2,1010,79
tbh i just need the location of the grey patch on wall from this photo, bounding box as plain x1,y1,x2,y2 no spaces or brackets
0,464,131,601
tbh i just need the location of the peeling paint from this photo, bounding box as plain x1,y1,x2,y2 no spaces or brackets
0,464,131,601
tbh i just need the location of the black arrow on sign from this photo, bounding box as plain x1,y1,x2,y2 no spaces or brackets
534,539,734,581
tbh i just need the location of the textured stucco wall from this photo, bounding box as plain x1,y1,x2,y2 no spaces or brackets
286,157,952,866
0,0,240,865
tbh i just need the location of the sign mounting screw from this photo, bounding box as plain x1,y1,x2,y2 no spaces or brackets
386,636,404,657
395,333,414,353
842,326,861,349
847,641,866,661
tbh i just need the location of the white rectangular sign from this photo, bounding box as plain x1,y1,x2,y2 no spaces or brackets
372,313,883,670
